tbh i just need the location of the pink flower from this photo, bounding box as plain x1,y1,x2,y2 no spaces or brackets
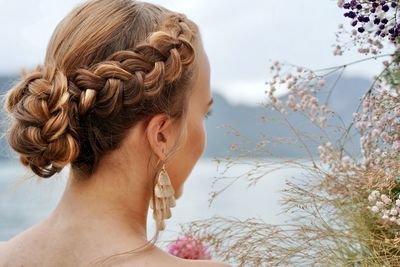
368,190,380,202
381,194,392,205
376,201,385,209
390,208,398,216
371,206,380,213
393,141,400,151
167,235,212,260
317,79,326,87
326,142,333,150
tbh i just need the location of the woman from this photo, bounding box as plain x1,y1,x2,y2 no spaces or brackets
0,0,231,266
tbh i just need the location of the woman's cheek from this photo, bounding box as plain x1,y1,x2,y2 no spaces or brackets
193,118,206,159
199,121,207,156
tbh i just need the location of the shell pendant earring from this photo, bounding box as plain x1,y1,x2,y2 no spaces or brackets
150,164,176,231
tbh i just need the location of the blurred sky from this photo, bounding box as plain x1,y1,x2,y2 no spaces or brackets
0,0,394,105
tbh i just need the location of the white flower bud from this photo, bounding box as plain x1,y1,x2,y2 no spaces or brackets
371,206,380,213
376,201,385,209
390,208,398,216
381,194,392,205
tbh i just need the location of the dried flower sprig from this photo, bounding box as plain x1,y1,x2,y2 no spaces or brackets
181,1,400,266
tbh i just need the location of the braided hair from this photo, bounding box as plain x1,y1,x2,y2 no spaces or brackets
3,0,201,178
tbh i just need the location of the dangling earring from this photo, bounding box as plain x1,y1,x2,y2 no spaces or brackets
150,163,176,231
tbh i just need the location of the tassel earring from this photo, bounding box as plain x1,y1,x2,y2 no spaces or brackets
150,164,176,231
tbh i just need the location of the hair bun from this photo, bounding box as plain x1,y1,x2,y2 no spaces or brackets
4,65,80,178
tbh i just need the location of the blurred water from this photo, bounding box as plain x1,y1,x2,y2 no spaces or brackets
0,158,299,242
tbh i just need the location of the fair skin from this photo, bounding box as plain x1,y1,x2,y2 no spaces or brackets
0,45,231,267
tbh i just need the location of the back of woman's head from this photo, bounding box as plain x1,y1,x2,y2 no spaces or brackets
3,0,201,178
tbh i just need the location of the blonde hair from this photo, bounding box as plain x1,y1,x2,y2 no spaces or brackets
3,0,201,179
2,1,202,264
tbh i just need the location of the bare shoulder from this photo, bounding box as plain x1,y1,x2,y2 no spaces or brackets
197,261,232,267
0,241,9,265
176,258,232,267
160,247,231,267
0,241,8,251
149,247,232,267
116,245,233,267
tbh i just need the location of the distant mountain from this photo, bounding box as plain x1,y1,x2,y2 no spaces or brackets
0,76,16,87
0,75,19,160
203,74,370,158
0,74,371,160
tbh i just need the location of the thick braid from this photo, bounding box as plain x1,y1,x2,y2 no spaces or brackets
5,65,80,178
4,12,198,178
70,13,196,119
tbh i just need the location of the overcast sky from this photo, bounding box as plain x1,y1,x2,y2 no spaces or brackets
0,0,394,105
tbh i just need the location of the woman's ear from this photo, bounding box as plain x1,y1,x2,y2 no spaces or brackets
145,113,178,161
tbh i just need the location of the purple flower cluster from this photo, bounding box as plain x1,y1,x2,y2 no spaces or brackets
342,0,400,42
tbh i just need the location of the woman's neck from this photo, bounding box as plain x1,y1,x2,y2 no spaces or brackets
47,149,155,243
